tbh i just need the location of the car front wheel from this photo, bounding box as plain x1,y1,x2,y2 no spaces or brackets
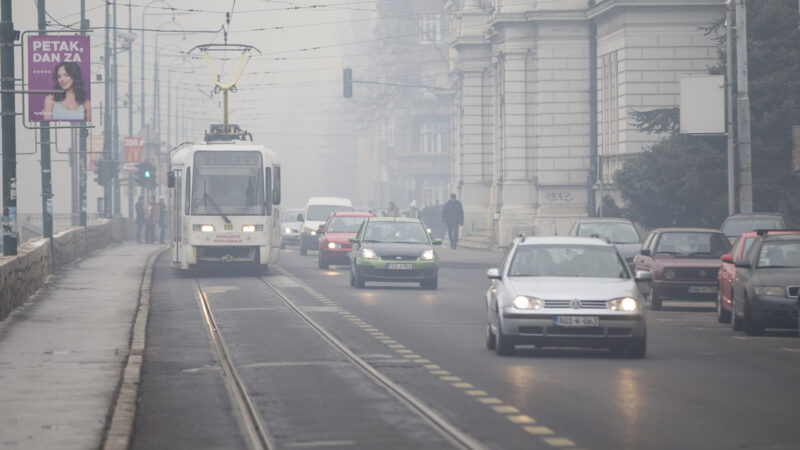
494,322,514,356
743,298,765,336
485,324,496,350
318,257,328,270
420,277,437,290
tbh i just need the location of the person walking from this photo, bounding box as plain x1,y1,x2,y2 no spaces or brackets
135,196,145,243
383,201,400,217
408,200,420,219
158,198,168,244
442,193,464,249
146,196,158,244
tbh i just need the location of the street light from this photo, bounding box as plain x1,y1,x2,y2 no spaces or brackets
153,20,186,152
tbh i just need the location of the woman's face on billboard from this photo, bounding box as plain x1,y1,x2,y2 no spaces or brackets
56,66,73,91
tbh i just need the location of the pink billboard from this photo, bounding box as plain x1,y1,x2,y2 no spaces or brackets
27,35,91,122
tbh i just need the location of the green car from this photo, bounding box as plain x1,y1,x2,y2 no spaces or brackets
349,217,442,289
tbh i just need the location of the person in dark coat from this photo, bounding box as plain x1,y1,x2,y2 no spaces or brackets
135,196,145,243
421,202,436,233
442,193,464,249
146,196,158,244
158,198,168,244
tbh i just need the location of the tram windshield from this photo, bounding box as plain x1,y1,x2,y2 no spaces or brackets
191,151,266,215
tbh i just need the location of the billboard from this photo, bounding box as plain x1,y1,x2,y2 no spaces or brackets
680,75,725,134
124,137,144,172
27,35,91,122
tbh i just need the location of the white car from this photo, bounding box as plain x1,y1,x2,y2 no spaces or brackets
486,236,650,357
298,197,353,255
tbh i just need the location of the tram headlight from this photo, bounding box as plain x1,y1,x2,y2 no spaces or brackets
242,225,263,232
284,227,292,234
193,224,215,232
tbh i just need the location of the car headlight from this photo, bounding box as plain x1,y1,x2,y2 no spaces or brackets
284,227,292,233
421,249,434,260
361,248,377,259
327,242,340,249
310,230,317,236
426,227,432,234
609,297,639,312
664,269,676,280
512,296,543,310
755,286,786,297
193,224,215,232
242,225,263,232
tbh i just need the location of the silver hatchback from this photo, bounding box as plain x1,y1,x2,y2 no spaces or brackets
486,236,650,357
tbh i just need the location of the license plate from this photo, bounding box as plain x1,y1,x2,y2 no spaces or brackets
386,263,412,270
555,316,599,327
688,286,717,293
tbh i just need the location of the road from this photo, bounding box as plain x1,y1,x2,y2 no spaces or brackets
132,246,800,450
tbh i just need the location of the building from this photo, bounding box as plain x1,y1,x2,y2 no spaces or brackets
449,0,725,244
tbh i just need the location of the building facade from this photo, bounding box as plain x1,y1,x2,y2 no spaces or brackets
450,0,726,244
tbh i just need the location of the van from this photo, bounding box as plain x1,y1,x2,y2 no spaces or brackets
298,197,353,254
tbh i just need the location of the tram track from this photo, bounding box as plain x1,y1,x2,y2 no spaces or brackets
193,272,485,450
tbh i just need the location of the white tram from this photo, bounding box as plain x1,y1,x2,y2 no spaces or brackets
167,125,281,271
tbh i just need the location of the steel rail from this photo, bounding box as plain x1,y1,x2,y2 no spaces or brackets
194,280,275,450
258,276,487,450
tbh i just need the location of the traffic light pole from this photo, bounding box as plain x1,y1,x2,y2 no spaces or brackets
79,0,87,227
102,0,112,217
1,0,18,255
38,1,54,256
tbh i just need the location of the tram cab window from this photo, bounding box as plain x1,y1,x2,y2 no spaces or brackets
191,151,266,216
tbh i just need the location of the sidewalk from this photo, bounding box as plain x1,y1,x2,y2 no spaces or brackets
0,242,161,450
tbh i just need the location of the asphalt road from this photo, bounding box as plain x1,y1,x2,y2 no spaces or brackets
132,246,800,450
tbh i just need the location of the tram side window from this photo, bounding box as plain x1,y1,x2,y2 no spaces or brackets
273,166,281,205
185,167,191,215
265,168,273,215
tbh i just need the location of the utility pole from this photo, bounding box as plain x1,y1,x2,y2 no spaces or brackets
128,2,134,218
37,0,54,255
1,0,18,255
735,0,753,213
79,0,87,227
726,2,735,216
113,1,120,216
103,0,112,217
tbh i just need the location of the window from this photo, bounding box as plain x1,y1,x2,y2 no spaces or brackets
419,123,449,154
420,14,445,43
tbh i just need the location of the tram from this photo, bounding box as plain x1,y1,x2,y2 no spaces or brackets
167,124,281,271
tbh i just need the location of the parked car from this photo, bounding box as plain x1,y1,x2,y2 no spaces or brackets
485,236,649,357
720,213,785,243
569,218,642,270
349,217,441,289
317,211,374,269
634,228,731,310
280,208,304,248
731,230,800,335
299,197,353,255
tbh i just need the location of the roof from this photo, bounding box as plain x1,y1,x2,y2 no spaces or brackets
366,217,422,223
514,236,614,247
761,231,800,241
330,211,374,218
305,197,352,206
651,227,725,233
572,217,633,224
724,213,784,219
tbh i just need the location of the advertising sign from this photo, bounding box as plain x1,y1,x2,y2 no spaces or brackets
27,35,91,122
680,75,724,134
124,137,144,172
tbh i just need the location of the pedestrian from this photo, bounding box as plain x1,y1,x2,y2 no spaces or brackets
409,200,420,219
146,195,158,244
383,201,400,217
442,193,464,249
135,196,145,243
421,201,435,231
158,198,168,244
598,194,622,218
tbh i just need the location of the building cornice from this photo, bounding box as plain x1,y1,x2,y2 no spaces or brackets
587,0,725,20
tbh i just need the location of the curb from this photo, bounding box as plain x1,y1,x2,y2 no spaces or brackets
102,247,166,450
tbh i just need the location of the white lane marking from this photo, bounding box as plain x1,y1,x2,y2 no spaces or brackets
783,347,800,353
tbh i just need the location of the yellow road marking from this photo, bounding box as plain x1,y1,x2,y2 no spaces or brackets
508,415,536,424
478,397,502,404
396,349,413,354
440,376,461,381
403,354,422,359
465,390,487,396
452,382,474,389
424,364,440,370
543,437,576,447
430,370,449,375
492,405,519,414
782,347,800,353
524,426,554,435
413,359,430,364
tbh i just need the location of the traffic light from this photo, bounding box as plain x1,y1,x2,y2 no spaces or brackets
146,163,156,189
343,67,352,98
94,159,109,186
136,163,147,186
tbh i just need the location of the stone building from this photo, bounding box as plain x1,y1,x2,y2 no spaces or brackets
449,0,726,244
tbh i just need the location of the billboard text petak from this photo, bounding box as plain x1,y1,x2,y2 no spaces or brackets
27,35,91,123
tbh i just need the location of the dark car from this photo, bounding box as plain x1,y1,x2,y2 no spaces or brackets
634,228,731,310
317,211,374,269
349,217,441,289
731,230,800,335
720,213,785,243
569,218,642,270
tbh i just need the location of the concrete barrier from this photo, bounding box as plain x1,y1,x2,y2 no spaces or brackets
0,217,134,319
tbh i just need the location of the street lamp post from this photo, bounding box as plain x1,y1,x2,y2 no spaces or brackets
153,21,185,155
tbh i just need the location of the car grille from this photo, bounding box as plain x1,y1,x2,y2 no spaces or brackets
518,326,633,336
380,255,418,261
672,268,719,280
788,286,799,298
544,300,608,309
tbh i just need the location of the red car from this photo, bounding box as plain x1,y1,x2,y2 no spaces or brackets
717,230,800,323
317,211,374,269
634,228,732,310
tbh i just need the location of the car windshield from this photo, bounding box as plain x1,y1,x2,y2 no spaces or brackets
722,218,783,236
757,241,800,268
508,245,629,278
282,210,302,222
576,222,640,244
327,217,368,233
307,205,353,221
363,221,430,244
655,232,730,257
191,151,265,216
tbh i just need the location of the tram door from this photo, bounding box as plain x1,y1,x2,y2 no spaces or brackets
172,169,183,264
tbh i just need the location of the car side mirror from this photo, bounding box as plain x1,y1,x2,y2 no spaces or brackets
720,253,733,263
640,248,651,256
487,268,501,279
432,239,442,246
634,270,652,282
349,237,359,244
317,226,324,234
167,171,175,188
297,213,304,222
734,261,751,269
